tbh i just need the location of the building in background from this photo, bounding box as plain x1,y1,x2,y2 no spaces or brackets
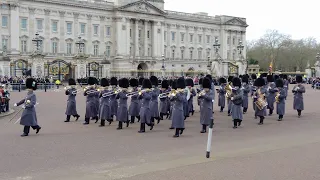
0,0,248,79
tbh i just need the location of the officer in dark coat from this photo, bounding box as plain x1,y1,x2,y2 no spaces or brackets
170,77,186,137
83,77,99,125
241,75,250,114
227,76,234,116
14,78,41,137
198,77,213,133
266,75,277,116
110,77,118,122
138,79,153,133
253,78,267,125
149,76,160,123
129,78,140,124
292,75,306,117
275,78,286,121
231,77,243,128
217,77,227,112
116,78,129,129
159,79,170,121
64,78,80,122
98,78,112,126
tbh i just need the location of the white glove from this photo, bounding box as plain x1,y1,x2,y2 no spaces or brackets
212,100,214,103
231,97,234,100
14,103,17,107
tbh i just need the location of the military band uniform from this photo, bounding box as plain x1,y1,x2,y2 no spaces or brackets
98,78,112,126
254,78,267,125
171,77,186,137
188,87,196,116
266,75,276,116
276,87,286,121
159,80,170,120
65,78,80,122
218,77,227,112
138,79,153,133
227,76,234,116
169,80,177,129
128,79,140,124
110,77,118,121
241,75,250,114
231,77,243,128
292,75,305,117
83,77,99,125
198,77,213,133
150,76,160,123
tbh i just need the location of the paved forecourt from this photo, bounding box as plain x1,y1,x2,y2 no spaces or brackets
0,85,319,180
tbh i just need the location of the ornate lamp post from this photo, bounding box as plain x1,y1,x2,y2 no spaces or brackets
237,40,246,74
161,54,165,78
31,32,45,77
213,38,220,55
75,36,85,54
74,36,88,79
206,56,211,75
32,32,43,54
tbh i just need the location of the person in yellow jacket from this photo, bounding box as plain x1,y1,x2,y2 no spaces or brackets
55,79,61,89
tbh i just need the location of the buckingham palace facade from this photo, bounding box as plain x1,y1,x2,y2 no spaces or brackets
0,0,248,79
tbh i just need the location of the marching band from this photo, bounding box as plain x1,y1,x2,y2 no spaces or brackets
11,73,306,137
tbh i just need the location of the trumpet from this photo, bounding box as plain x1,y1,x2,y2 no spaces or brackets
275,92,280,103
126,91,139,97
169,89,184,97
101,89,122,97
198,89,206,97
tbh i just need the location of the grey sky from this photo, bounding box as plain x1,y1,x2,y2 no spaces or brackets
164,0,319,41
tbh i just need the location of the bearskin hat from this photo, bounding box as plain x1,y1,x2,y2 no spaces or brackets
199,78,203,85
110,77,118,86
68,78,76,86
219,77,227,84
228,76,234,83
232,77,241,87
150,76,158,87
251,74,257,80
260,73,268,78
274,75,279,80
87,77,96,85
202,77,211,89
121,78,129,88
275,79,284,88
26,78,37,90
241,75,249,83
205,74,212,81
186,78,194,87
138,77,144,86
129,78,138,87
142,79,152,89
171,80,177,90
283,74,288,80
267,75,274,82
239,75,243,79
100,78,109,87
254,78,265,87
279,74,284,79
177,77,186,89
296,75,303,83
118,78,123,88
161,80,169,89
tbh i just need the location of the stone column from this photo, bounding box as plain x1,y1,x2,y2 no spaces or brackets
160,22,165,57
99,16,106,55
59,11,66,53
76,59,87,79
115,17,124,56
134,19,139,57
144,20,148,57
73,13,79,39
44,9,51,53
87,14,92,55
9,4,20,54
103,64,111,77
126,18,131,56
28,8,36,52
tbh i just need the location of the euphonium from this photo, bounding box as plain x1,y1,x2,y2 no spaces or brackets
198,89,206,97
275,91,280,103
254,88,267,110
225,82,232,99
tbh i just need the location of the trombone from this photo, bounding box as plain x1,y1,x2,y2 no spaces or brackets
101,89,122,98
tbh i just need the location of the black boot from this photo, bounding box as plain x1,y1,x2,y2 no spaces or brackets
298,110,301,117
100,119,105,127
74,114,80,121
238,120,242,126
180,128,184,135
137,116,140,122
117,121,123,130
173,128,180,137
200,125,207,133
150,121,154,130
233,120,238,128
258,116,264,125
126,120,130,127
220,106,224,112
138,123,145,133
35,126,41,134
169,126,174,129
83,118,89,125
107,119,112,125
166,113,170,119
278,115,283,121
157,116,161,124
228,110,231,116
65,115,71,122
94,116,99,123
191,110,194,116
269,109,273,116
160,113,164,120
130,116,135,124
21,126,30,137
243,108,247,114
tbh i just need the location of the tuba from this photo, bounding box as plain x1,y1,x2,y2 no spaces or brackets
254,88,268,110
225,82,233,99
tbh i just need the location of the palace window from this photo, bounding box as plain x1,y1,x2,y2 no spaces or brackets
36,19,43,31
52,21,58,33
181,49,184,59
227,36,230,45
172,32,176,41
190,34,193,43
21,40,27,53
2,16,8,28
93,45,99,56
66,43,72,55
52,42,58,54
198,50,202,59
93,25,99,35
181,33,184,42
2,39,8,49
206,51,210,58
198,35,202,43
190,50,193,59
106,46,111,57
106,26,111,36
233,37,236,45
206,35,210,44
164,46,167,57
232,49,236,60
130,46,132,55
66,22,72,34
80,23,86,34
21,18,27,30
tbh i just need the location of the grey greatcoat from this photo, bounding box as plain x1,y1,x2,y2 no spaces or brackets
94,91,99,117
116,91,128,122
129,87,140,117
170,92,185,129
139,90,152,125
218,85,226,107
276,88,286,115
266,82,277,110
16,91,38,126
109,86,118,116
84,87,99,118
159,89,170,114
197,88,203,107
242,84,250,109
231,88,243,120
183,89,189,117
284,80,289,95
150,88,160,118
292,84,305,110
199,90,213,125
254,88,267,117
251,86,257,111
227,98,233,112
65,87,78,116
188,88,196,113
99,89,111,120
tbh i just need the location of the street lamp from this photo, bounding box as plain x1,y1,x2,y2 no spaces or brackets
237,40,246,74
32,32,43,54
75,36,85,54
161,54,165,79
213,38,220,54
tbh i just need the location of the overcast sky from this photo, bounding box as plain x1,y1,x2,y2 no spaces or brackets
164,0,319,41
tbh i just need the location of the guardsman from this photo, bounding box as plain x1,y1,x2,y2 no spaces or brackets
186,78,196,116
231,77,243,128
217,77,226,112
170,77,186,138
197,78,203,110
14,78,41,137
150,76,160,124
116,78,129,130
138,79,153,133
110,77,118,122
159,79,170,121
93,78,100,122
266,74,276,116
198,77,214,133
206,75,215,112
275,78,286,121
169,79,177,129
98,78,112,126
128,78,140,124
283,74,289,97
227,76,234,116
292,75,306,117
64,78,80,122
251,74,257,118
241,75,250,114
253,77,267,125
137,77,144,122
83,77,99,125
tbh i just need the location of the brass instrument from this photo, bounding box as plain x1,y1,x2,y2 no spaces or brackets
126,90,139,97
254,88,268,110
158,91,170,98
225,82,233,99
198,89,206,97
138,88,152,96
169,89,184,97
102,89,122,97
275,91,280,103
